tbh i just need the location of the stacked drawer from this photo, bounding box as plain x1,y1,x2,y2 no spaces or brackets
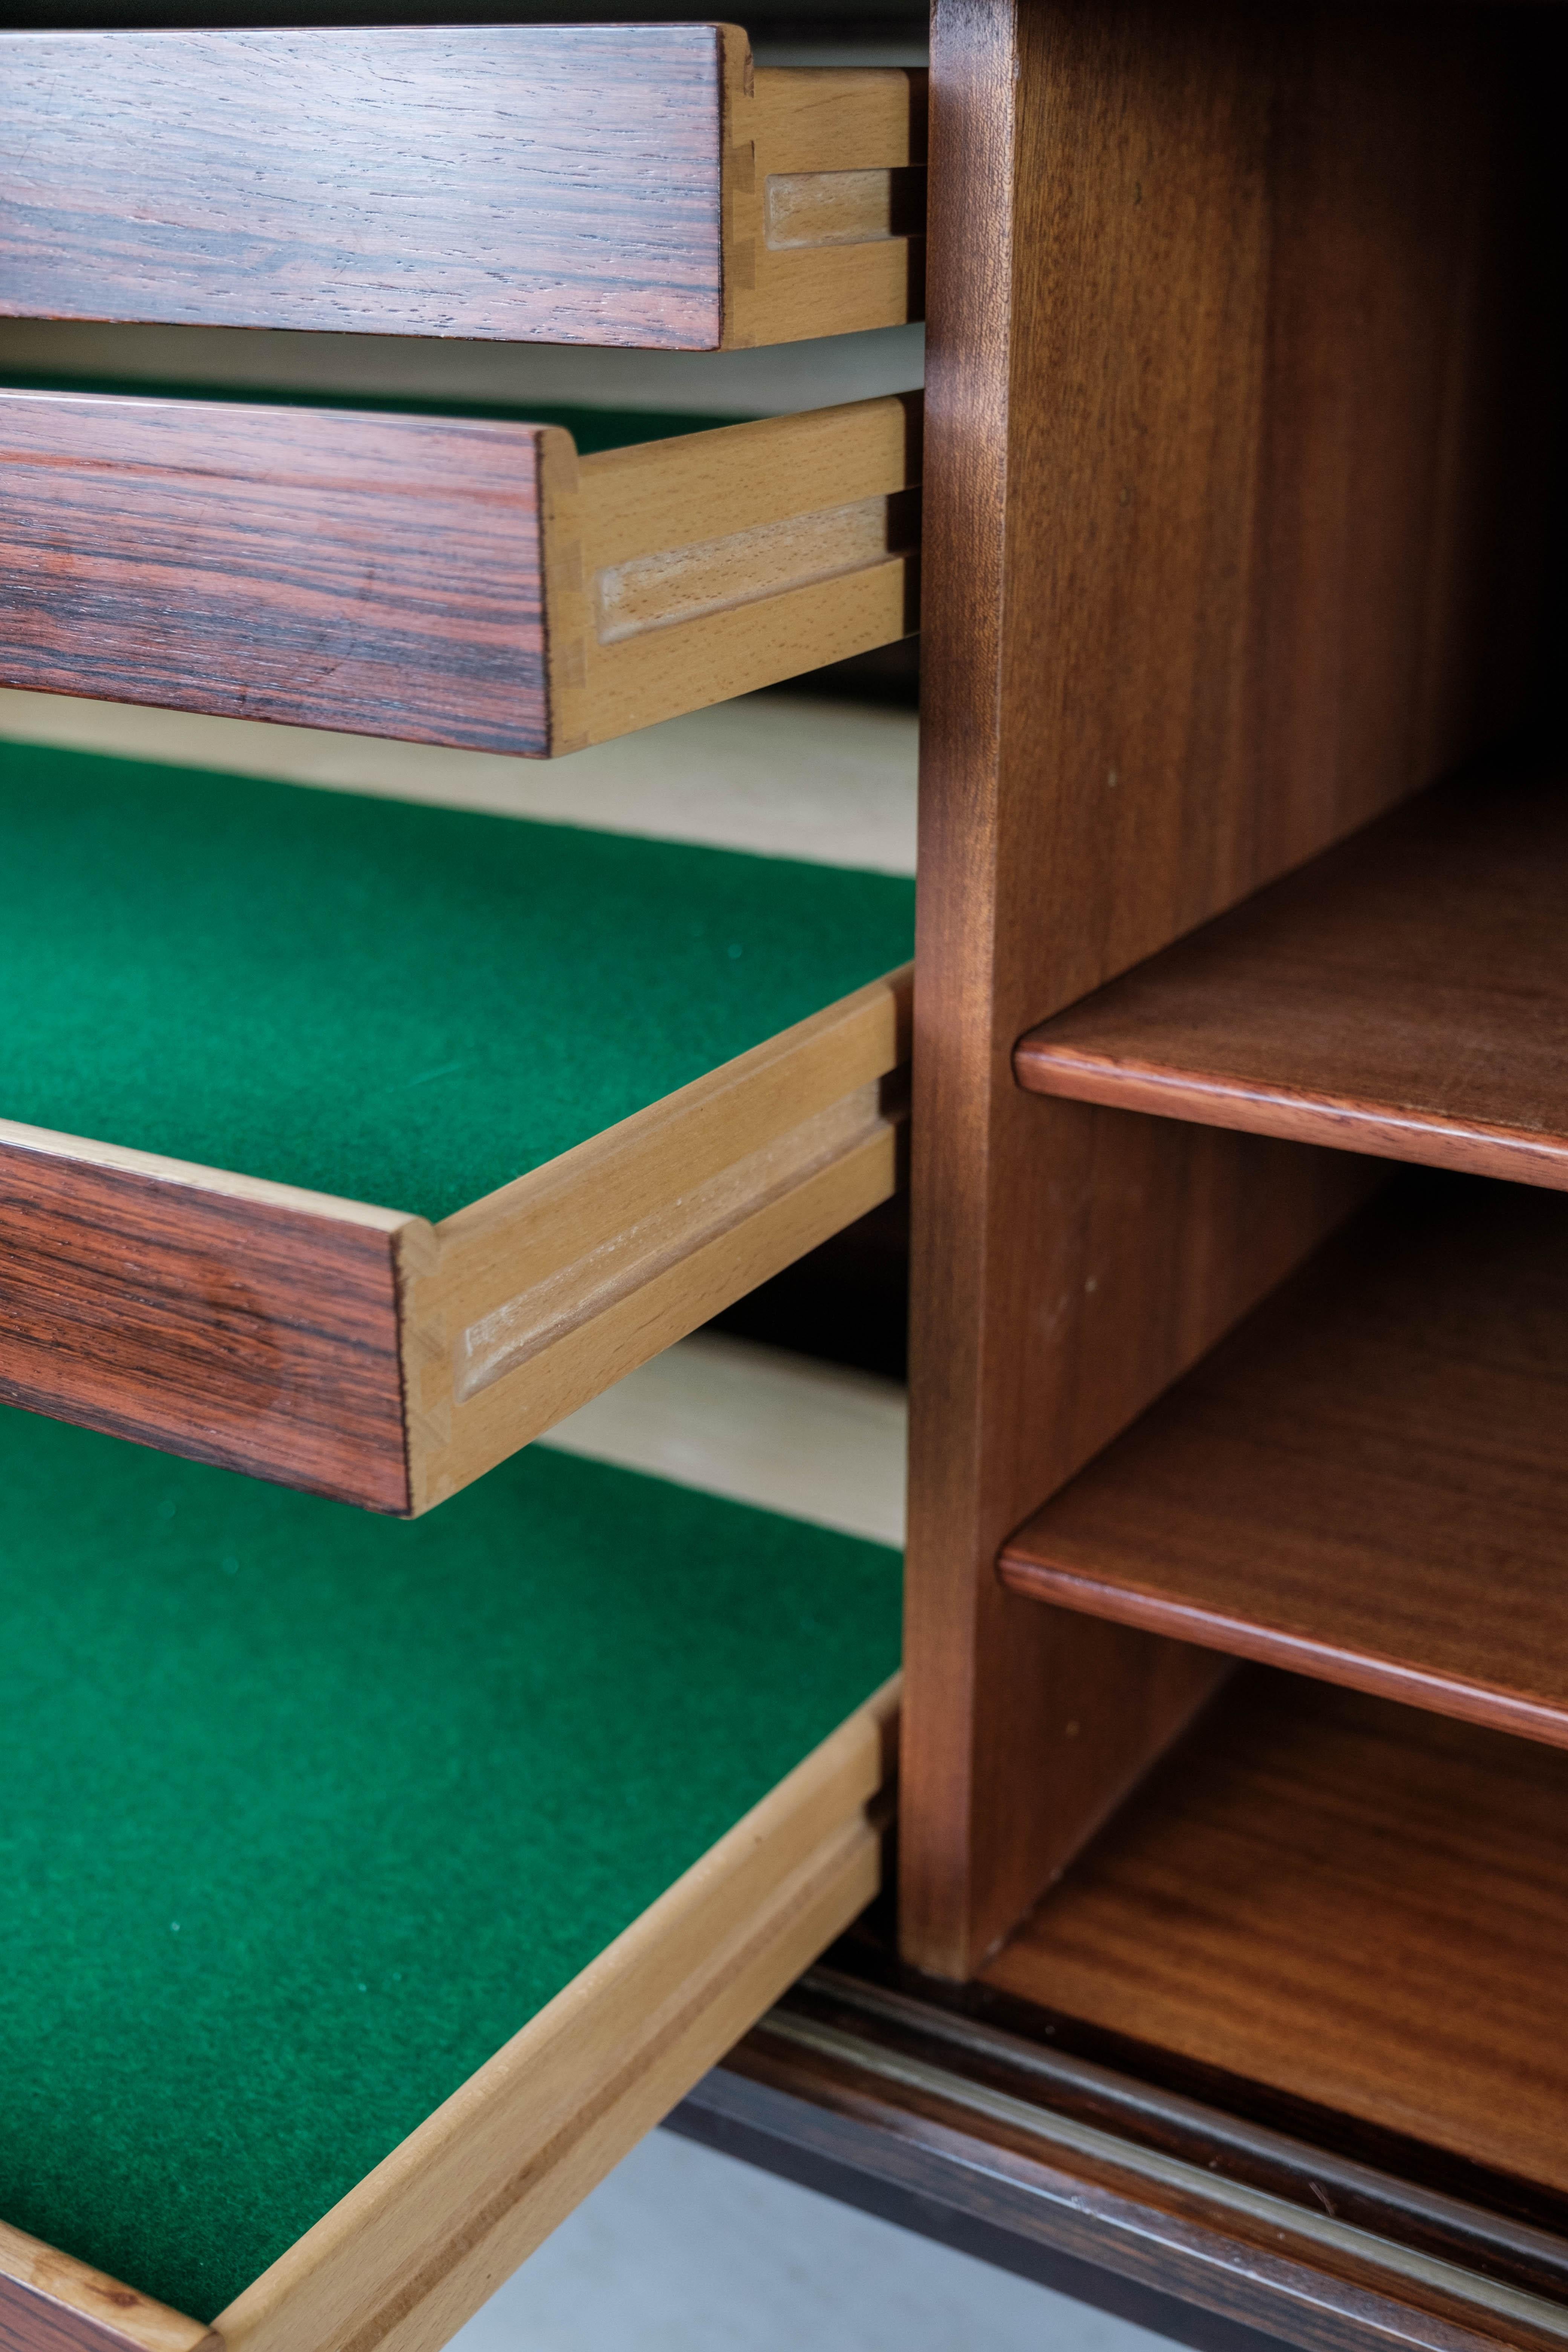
0,25,922,2352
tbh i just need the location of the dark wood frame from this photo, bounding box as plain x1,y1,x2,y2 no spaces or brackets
902,0,1556,1973
894,0,1568,2341
676,1951,1568,2352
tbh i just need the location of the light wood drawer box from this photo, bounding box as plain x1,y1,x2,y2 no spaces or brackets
0,735,913,1517
0,1406,901,2352
0,26,925,350
0,392,921,755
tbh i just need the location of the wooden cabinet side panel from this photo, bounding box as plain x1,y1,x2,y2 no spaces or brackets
0,27,726,349
902,0,1541,1975
0,396,550,753
0,1138,409,1512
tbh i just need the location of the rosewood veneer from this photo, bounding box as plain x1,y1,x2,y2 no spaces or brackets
0,735,913,1516
686,1948,1568,2352
0,27,925,351
0,965,910,1517
0,390,920,755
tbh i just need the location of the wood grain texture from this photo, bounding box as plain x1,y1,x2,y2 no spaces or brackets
901,0,1550,1978
0,392,917,756
0,34,925,351
1016,767,1568,1188
556,394,922,753
0,394,555,753
0,972,907,1519
0,26,729,349
999,1175,1568,1746
683,1969,1568,2352
727,66,927,348
401,968,912,1516
211,1680,899,2352
983,1671,1568,2203
0,2227,213,2352
0,1121,417,1514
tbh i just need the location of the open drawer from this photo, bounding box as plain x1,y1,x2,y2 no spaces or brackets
0,737,914,1515
0,26,925,350
0,1412,903,2352
0,390,920,754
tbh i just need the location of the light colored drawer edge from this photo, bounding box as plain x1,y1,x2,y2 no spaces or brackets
215,1675,900,2352
399,962,913,1517
542,395,922,756
0,1679,898,2352
722,54,928,349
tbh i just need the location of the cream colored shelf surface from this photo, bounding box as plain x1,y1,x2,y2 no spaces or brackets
0,689,917,877
541,1332,906,1548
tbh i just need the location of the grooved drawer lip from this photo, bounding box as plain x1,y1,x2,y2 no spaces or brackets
0,26,926,350
0,740,914,1512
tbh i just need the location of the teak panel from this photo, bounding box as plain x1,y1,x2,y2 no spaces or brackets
0,392,919,756
0,1124,412,1513
903,0,1551,1976
1017,767,1568,1188
0,29,923,350
983,1672,1568,2201
1000,1174,1568,1747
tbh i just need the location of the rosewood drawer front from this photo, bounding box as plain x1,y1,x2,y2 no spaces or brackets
0,26,925,350
0,392,921,755
0,741,914,1515
0,968,911,1517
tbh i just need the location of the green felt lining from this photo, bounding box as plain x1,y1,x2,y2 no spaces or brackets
0,377,738,455
0,1409,902,2320
0,742,915,1221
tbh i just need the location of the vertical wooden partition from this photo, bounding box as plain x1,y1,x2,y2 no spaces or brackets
902,0,1550,1977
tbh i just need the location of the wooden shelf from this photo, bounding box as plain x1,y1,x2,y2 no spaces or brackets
0,741,913,1516
0,1410,900,2352
0,390,920,756
0,29,925,351
982,1668,1568,2207
1000,1174,1568,1746
1015,766,1568,1188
